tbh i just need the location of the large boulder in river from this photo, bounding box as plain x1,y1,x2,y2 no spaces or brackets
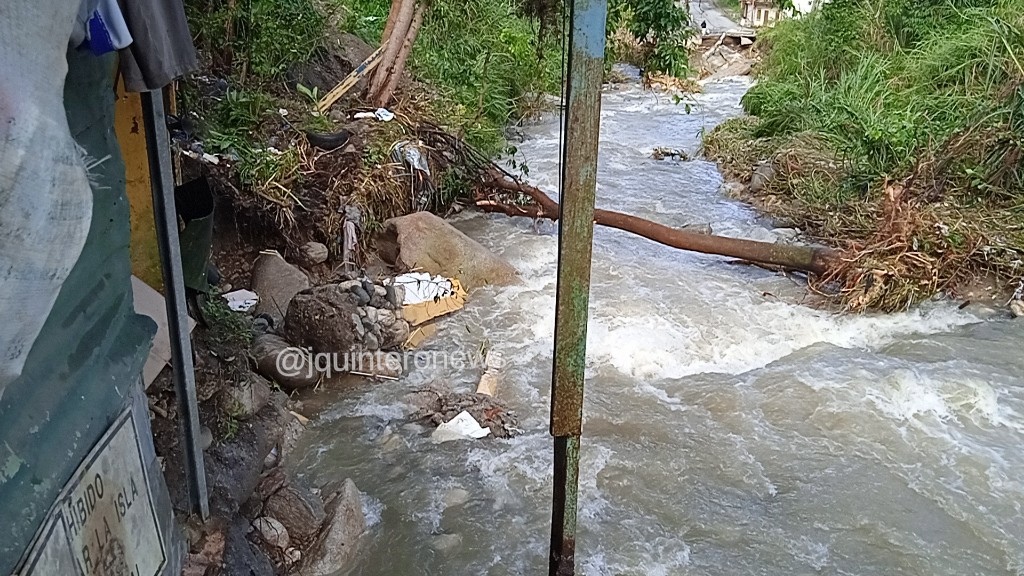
302,479,366,576
251,251,311,328
377,212,518,290
252,333,321,390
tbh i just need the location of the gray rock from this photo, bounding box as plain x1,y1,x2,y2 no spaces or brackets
375,309,396,326
720,181,747,198
360,317,377,336
373,285,387,298
384,284,400,309
363,332,380,351
748,163,776,194
252,333,321,391
351,286,371,306
364,307,379,324
1011,300,1024,319
300,242,329,265
251,251,311,327
385,320,410,349
336,279,362,292
219,374,273,420
377,212,519,291
253,517,290,551
352,313,366,338
255,468,327,546
302,479,366,576
199,425,214,451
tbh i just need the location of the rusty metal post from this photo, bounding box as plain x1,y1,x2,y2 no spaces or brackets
549,0,606,574
142,89,210,521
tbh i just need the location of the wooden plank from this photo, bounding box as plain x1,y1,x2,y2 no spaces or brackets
131,276,196,388
115,86,163,289
316,40,390,113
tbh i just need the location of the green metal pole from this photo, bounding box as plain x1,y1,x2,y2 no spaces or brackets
549,0,606,573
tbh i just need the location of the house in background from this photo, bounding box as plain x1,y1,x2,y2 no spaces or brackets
740,0,823,28
740,0,780,27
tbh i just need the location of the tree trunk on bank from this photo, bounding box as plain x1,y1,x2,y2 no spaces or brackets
476,169,841,275
379,0,404,45
368,0,416,100
375,1,427,106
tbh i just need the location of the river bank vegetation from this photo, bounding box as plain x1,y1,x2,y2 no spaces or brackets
179,0,697,239
704,0,1024,311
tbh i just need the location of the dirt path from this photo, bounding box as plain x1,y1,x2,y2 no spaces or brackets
688,0,747,33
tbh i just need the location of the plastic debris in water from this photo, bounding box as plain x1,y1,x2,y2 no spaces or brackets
431,411,491,443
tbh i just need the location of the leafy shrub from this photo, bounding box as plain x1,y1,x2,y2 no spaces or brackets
342,0,562,153
607,0,693,77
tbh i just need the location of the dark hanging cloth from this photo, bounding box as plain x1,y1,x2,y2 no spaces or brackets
116,0,198,91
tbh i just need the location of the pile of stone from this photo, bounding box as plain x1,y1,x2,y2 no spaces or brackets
286,276,410,354
246,248,414,386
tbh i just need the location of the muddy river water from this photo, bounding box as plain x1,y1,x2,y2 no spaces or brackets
293,76,1024,575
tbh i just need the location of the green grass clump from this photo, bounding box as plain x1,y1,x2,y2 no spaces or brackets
706,0,1024,309
745,0,1024,195
342,0,563,154
187,0,327,79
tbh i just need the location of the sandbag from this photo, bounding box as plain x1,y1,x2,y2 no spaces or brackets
0,0,98,396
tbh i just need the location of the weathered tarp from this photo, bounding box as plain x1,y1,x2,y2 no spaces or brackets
0,0,97,396
0,10,180,573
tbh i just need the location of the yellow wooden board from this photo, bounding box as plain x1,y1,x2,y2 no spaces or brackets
114,86,163,290
401,279,468,327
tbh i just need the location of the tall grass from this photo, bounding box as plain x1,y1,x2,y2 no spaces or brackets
745,0,1024,199
706,0,1024,309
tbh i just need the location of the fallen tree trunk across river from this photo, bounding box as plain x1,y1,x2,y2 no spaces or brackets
475,167,842,276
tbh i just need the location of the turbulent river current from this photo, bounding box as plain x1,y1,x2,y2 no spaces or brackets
292,76,1024,575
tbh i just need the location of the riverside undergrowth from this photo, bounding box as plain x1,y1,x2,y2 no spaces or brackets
705,0,1024,311
341,0,563,154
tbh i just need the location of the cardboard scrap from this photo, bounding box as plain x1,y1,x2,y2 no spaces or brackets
131,276,197,388
401,278,468,327
404,322,438,349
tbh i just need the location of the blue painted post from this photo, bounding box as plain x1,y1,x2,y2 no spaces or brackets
549,0,606,574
